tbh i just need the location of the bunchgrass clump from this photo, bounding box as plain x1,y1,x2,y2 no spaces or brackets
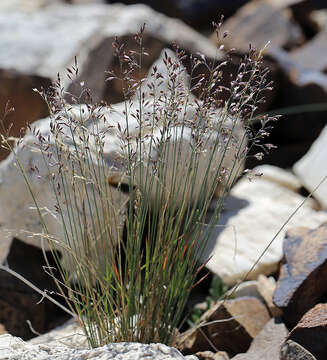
1,22,277,347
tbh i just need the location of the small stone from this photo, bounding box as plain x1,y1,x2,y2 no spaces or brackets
257,275,282,317
226,281,262,300
273,222,327,328
195,350,229,360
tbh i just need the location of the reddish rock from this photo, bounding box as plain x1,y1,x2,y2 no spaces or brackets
273,223,327,328
284,303,327,359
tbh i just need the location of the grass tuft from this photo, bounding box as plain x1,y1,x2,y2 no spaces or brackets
0,23,277,347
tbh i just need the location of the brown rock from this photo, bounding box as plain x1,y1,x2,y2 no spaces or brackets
231,318,288,360
283,303,327,359
0,238,69,340
195,350,230,360
257,275,282,318
216,0,304,53
280,340,317,360
273,222,327,328
0,72,51,160
177,297,270,356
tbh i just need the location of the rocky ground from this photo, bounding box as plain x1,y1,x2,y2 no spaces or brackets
0,0,327,359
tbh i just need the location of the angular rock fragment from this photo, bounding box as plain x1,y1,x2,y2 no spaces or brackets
195,350,230,360
280,340,317,360
203,165,327,285
231,318,288,360
282,303,327,359
216,0,304,52
177,297,270,357
273,223,327,328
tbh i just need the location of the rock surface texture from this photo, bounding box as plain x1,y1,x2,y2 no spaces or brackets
282,303,327,359
273,222,327,328
203,165,327,285
0,335,198,360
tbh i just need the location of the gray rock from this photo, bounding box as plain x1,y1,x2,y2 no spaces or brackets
0,334,199,360
273,223,327,328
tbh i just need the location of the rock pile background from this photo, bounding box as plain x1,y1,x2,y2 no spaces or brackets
0,0,327,359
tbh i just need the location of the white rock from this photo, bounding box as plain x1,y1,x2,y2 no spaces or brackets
293,124,327,210
203,165,327,285
0,2,220,81
0,333,198,360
